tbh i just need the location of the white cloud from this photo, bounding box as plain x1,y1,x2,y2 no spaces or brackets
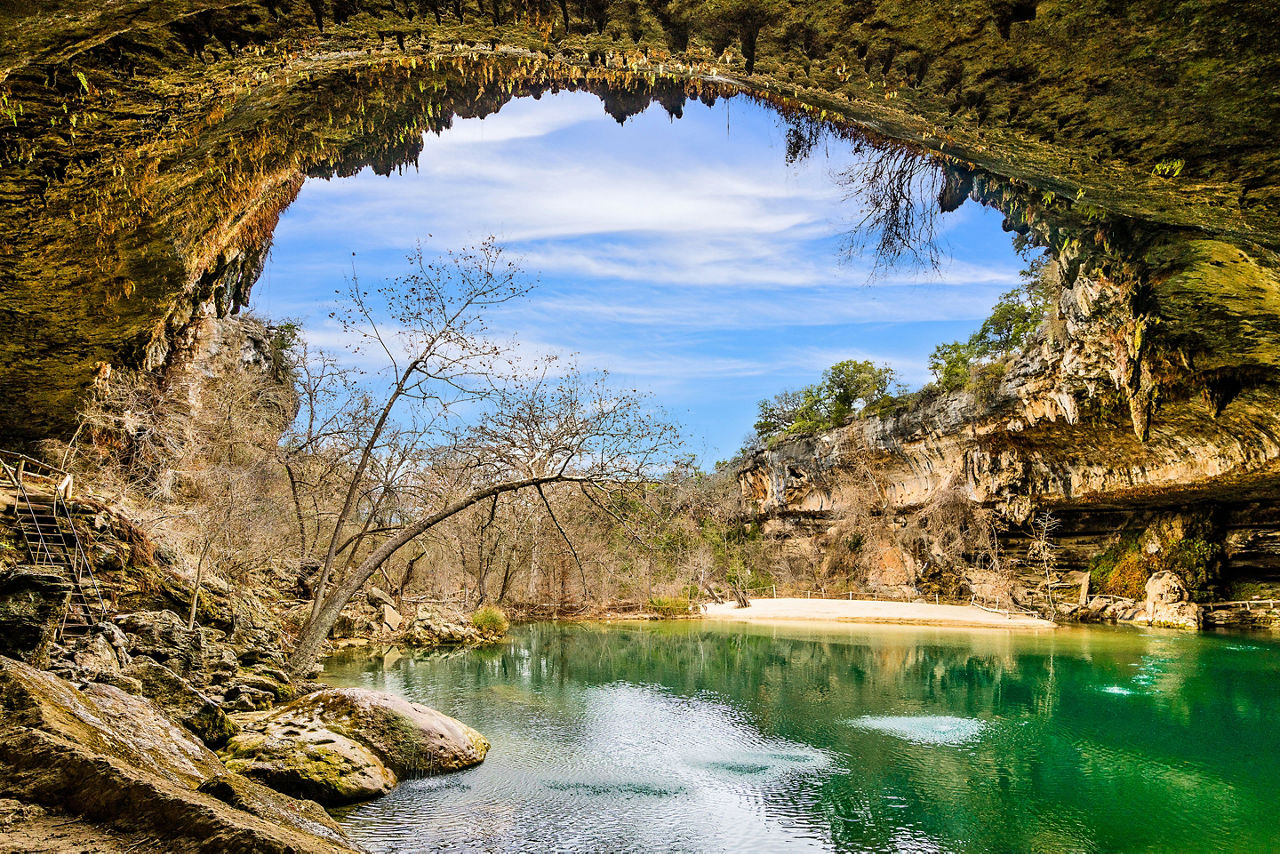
263,90,1026,460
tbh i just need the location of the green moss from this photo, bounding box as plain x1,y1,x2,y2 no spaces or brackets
1087,535,1220,601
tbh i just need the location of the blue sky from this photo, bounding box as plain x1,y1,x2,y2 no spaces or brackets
256,91,1024,464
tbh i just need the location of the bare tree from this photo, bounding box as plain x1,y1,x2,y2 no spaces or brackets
836,143,945,275
287,246,680,675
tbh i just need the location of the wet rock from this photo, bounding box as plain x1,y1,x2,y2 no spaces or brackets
0,656,359,852
124,657,239,748
0,567,71,667
222,687,488,805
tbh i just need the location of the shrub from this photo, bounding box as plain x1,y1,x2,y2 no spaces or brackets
470,605,509,636
647,596,693,618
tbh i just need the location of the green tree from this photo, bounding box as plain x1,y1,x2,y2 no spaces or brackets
928,252,1054,392
753,359,895,440
822,359,894,422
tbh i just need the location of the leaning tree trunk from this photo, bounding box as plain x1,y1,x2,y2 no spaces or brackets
287,473,588,677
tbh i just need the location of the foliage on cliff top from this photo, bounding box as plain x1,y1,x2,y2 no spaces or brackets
753,359,897,441
927,252,1054,394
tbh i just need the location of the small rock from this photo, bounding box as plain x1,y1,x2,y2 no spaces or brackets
225,684,275,712
0,797,45,829
381,604,403,632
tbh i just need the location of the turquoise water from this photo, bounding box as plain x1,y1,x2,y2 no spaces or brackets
322,621,1280,852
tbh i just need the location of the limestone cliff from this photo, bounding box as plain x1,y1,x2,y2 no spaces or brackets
737,253,1280,608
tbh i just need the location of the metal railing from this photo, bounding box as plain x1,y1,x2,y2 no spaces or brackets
1,453,107,634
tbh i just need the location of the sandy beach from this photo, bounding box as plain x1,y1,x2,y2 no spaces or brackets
701,597,1057,629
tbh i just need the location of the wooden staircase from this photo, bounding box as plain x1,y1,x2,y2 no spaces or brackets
2,451,106,639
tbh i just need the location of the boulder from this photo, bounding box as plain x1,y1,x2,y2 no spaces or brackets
221,687,489,806
70,631,123,678
0,656,223,787
220,721,396,806
366,587,396,611
0,567,71,667
124,657,239,748
380,604,403,632
0,656,358,852
115,610,206,679
1144,570,1203,630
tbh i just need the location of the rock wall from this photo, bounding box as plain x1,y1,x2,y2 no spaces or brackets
739,253,1280,608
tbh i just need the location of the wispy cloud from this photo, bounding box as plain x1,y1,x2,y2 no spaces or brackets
260,90,1024,461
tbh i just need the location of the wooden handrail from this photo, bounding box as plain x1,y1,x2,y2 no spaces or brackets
0,449,67,479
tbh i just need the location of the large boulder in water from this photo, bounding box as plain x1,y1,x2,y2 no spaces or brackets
0,656,358,852
221,687,489,805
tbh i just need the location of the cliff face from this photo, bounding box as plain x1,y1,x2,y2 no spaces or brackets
738,254,1280,594
0,2,1278,597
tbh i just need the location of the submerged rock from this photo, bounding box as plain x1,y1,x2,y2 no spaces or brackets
221,687,489,806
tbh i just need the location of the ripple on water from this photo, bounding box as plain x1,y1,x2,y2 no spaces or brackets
543,780,684,798
846,715,987,746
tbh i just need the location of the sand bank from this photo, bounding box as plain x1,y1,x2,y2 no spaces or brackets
701,597,1056,629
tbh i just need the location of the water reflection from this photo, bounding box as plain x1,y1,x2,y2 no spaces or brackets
324,622,1280,852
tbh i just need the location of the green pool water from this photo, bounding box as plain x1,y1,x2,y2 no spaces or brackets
322,621,1280,852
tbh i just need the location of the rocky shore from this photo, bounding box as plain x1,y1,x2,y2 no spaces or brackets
0,556,503,851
